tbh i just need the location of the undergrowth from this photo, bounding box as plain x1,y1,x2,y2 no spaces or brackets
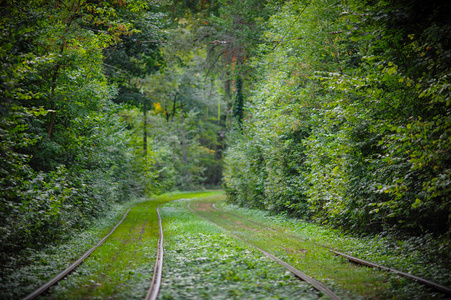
159,198,323,299
0,197,149,300
217,202,451,299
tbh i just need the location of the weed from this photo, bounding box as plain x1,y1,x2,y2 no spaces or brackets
159,198,321,299
1,191,219,300
215,201,451,299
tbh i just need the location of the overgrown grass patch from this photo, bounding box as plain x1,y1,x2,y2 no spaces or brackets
0,191,219,300
195,198,382,299
1,197,149,300
159,196,322,299
40,191,219,299
45,202,160,299
216,201,450,299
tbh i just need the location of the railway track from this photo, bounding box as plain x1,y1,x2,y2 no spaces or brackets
22,205,136,300
144,204,164,300
211,202,451,297
187,203,341,300
21,196,450,300
21,203,167,300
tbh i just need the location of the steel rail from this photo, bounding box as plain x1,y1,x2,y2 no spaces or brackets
331,250,451,295
212,203,451,296
188,203,341,300
22,205,136,300
144,204,165,300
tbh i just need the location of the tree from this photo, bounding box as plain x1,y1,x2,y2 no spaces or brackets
203,0,279,128
0,0,163,264
222,0,451,236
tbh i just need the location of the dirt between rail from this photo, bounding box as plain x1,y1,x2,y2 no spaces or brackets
192,202,267,234
193,202,215,211
234,220,263,232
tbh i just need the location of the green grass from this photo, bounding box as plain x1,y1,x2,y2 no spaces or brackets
5,190,448,299
1,198,147,300
1,191,219,300
190,197,376,299
212,200,450,299
41,191,221,299
159,195,323,299
47,201,160,299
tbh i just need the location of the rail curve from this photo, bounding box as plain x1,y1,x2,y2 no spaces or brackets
144,204,164,300
211,203,451,296
188,203,341,300
22,205,136,300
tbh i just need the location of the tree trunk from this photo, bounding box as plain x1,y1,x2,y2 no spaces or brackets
47,65,60,138
143,99,147,156
165,100,170,122
180,101,189,179
170,92,178,121
233,75,244,130
224,71,232,129
180,101,188,168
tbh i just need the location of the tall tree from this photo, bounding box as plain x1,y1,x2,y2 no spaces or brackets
222,0,451,236
0,0,163,263
202,0,279,128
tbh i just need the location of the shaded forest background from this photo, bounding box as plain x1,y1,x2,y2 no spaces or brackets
1,0,450,265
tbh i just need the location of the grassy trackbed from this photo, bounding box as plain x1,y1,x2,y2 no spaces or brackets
9,191,218,300
191,196,450,299
6,190,449,300
159,194,322,299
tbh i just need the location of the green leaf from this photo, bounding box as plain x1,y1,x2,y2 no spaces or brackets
411,198,421,208
387,67,397,75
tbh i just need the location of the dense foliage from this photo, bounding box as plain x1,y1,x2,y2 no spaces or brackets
2,0,449,270
0,0,153,263
223,0,451,236
0,0,225,265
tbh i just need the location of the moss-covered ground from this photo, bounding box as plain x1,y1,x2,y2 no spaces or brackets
204,195,450,299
